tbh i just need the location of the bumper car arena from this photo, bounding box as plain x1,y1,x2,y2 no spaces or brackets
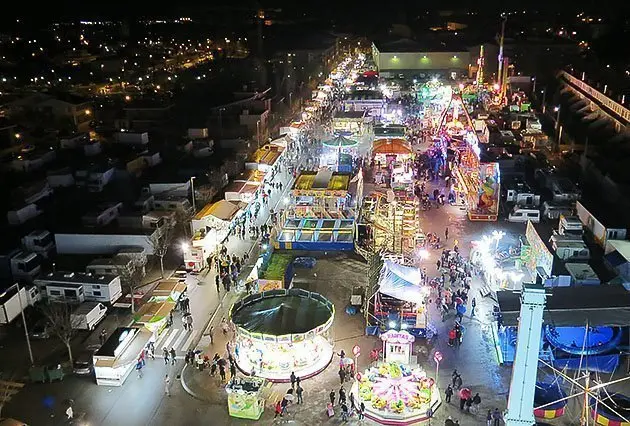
229,289,334,382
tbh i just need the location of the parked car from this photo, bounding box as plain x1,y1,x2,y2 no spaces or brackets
173,269,188,281
29,319,51,339
73,350,94,375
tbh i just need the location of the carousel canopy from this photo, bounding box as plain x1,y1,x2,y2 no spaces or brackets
322,135,358,148
378,260,426,304
231,289,334,335
372,138,412,155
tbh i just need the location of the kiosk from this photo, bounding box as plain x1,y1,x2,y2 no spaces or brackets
380,330,415,364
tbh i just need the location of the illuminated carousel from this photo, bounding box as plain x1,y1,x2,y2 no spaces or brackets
230,289,334,382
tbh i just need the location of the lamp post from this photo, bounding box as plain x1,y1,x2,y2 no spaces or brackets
6,283,34,365
190,176,196,213
256,120,261,148
554,106,561,146
218,107,226,138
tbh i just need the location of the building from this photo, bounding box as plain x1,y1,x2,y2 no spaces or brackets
36,94,93,133
75,162,116,192
35,271,122,304
372,38,471,81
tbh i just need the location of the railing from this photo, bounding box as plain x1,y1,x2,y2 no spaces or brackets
558,70,630,125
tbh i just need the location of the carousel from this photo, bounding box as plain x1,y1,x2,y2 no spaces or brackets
230,289,334,382
320,135,359,173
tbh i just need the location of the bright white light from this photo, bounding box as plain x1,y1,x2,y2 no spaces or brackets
417,249,430,260
262,244,269,250
388,321,397,329
283,197,289,204
401,323,408,329
554,106,560,112
181,243,189,251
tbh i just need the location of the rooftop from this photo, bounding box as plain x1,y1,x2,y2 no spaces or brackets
35,271,119,284
373,37,469,53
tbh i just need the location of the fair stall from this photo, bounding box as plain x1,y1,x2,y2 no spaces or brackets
380,330,415,364
133,300,176,334
227,377,269,420
93,327,152,386
332,110,367,136
230,289,334,382
151,280,186,303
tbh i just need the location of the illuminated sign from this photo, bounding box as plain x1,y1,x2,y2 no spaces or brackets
524,221,553,277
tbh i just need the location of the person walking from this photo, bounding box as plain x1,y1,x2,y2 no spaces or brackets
219,365,226,382
290,371,297,389
208,326,214,345
339,367,346,385
359,402,365,420
445,384,454,403
136,359,143,378
339,386,346,405
99,329,107,345
230,362,236,380
296,384,304,404
340,402,349,422
472,393,482,414
487,409,493,426
470,298,476,318
274,400,283,418
329,390,336,406
349,392,356,413
492,408,502,426
170,348,176,365
215,275,220,294
452,370,460,388
445,227,449,240
163,347,169,365
164,374,171,396
459,393,467,410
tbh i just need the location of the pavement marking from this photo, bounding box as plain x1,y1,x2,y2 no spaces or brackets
173,329,190,350
162,328,180,349
182,330,200,352
154,327,170,348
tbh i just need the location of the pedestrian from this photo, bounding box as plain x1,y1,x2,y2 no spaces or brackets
163,347,169,365
170,348,176,365
296,376,301,389
274,400,283,418
329,390,336,405
208,326,214,345
339,386,346,405
99,329,107,345
465,397,473,412
136,359,143,378
472,393,481,414
290,371,297,388
187,314,193,330
459,394,466,410
487,410,493,426
230,362,236,380
341,402,349,422
281,397,289,415
470,298,476,318
339,367,346,384
350,392,356,412
164,374,171,396
445,384,453,403
184,351,191,365
296,384,304,404
492,408,502,426
359,402,365,420
219,365,226,382
455,374,463,390
445,227,449,240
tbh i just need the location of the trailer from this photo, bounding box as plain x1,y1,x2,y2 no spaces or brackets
0,285,40,324
71,302,108,330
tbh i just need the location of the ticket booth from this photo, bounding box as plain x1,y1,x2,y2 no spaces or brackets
380,330,415,364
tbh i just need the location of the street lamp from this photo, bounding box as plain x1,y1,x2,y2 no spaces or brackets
491,230,506,252
3,283,34,365
256,120,261,148
190,176,196,213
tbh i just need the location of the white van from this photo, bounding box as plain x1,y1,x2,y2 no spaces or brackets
543,202,573,220
508,207,540,223
71,302,107,330
552,241,590,262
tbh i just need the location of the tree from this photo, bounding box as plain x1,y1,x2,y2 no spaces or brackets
174,206,195,238
117,253,147,313
149,223,175,278
40,302,80,365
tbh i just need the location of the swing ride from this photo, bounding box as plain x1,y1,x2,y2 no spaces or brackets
502,284,630,426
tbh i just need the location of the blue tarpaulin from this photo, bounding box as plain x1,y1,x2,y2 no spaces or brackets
551,354,620,374
378,260,426,303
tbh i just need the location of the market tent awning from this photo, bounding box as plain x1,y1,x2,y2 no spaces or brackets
322,135,358,148
378,260,426,304
372,138,412,155
206,200,243,221
497,284,630,327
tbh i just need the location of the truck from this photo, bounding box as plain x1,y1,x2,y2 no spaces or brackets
21,230,55,258
70,302,108,330
0,285,40,324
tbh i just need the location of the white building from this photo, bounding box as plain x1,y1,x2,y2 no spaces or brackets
35,271,122,304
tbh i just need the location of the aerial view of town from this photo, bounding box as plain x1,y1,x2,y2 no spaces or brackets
0,1,629,425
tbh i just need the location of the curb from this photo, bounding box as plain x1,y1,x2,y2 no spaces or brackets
179,363,211,402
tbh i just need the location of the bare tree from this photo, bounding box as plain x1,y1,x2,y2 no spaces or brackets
174,206,195,238
117,253,147,313
40,302,80,365
149,223,175,278
0,376,24,418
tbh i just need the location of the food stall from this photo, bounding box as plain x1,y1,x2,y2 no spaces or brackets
371,138,413,187
133,300,176,334
93,327,152,386
230,288,335,382
150,279,186,303
380,330,415,364
332,110,367,136
226,376,269,420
